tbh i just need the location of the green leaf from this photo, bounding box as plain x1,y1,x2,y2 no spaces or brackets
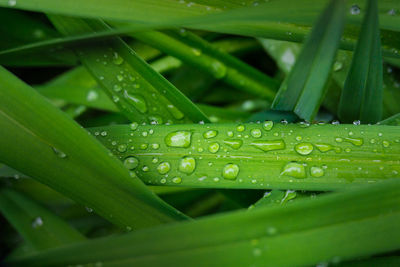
88,122,400,191
7,179,400,266
338,0,383,123
128,30,279,100
0,188,85,250
379,113,400,126
272,0,346,121
49,15,209,124
0,66,186,229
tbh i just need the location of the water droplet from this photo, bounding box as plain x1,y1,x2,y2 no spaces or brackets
227,131,234,137
294,142,314,155
263,121,274,131
32,217,43,228
172,177,182,184
130,122,138,131
165,131,192,148
251,140,285,152
388,8,396,15
295,136,302,141
8,0,16,6
142,166,149,172
117,144,127,152
100,131,107,136
208,142,220,153
86,90,99,101
112,52,124,65
113,84,122,92
166,104,184,120
140,143,148,150
178,157,196,174
222,163,239,180
310,166,324,177
124,157,139,169
236,124,245,132
223,139,243,150
192,48,202,56
266,226,277,235
152,143,160,149
350,4,360,15
383,140,390,148
315,143,334,153
116,74,124,81
210,60,227,78
124,91,147,113
203,130,218,139
52,147,67,158
85,207,93,213
281,162,306,179
344,137,363,146
250,129,262,138
333,61,343,71
353,120,361,125
148,115,163,125
157,162,171,174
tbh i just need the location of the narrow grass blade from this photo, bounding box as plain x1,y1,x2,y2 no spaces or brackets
49,16,209,124
0,66,186,229
88,122,400,191
0,188,85,250
272,0,346,121
128,30,279,100
380,113,400,126
7,179,400,266
338,0,383,123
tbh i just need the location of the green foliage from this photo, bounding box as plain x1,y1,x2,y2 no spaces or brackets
1,0,400,266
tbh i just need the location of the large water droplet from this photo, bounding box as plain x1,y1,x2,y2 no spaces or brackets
124,157,139,170
117,144,127,152
203,130,218,139
130,122,138,131
124,90,148,113
251,140,285,152
281,162,306,179
165,131,192,148
157,162,171,174
343,137,363,146
310,166,324,178
263,120,274,131
178,157,196,174
222,163,239,180
315,143,334,153
294,142,314,155
236,124,245,132
208,142,220,153
223,139,243,150
250,129,262,138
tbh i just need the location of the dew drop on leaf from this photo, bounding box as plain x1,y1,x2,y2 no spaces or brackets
157,162,171,174
294,142,314,155
178,157,196,174
165,131,192,148
222,163,240,180
124,157,139,170
281,162,306,179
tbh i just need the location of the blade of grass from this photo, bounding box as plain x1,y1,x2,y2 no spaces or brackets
379,113,400,126
0,188,85,250
0,66,187,230
126,30,279,100
338,0,383,123
272,0,346,121
49,16,209,124
7,179,400,266
88,122,400,191
1,0,399,59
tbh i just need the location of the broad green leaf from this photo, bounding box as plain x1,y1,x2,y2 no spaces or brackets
338,0,383,123
272,0,346,121
0,188,85,250
128,30,279,100
0,66,186,229
49,16,209,124
7,179,400,266
89,122,400,191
